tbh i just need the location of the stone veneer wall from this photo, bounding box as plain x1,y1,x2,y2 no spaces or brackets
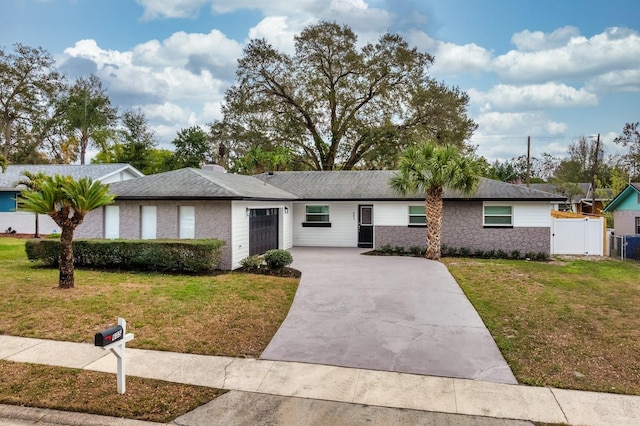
375,226,426,249
76,200,233,269
375,200,551,254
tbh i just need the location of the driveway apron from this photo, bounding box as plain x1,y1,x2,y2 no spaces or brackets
260,247,517,384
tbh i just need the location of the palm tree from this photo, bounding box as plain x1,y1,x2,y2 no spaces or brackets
13,171,48,238
19,175,114,289
390,141,480,260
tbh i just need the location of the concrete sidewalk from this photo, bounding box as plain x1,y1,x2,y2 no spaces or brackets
2,335,640,425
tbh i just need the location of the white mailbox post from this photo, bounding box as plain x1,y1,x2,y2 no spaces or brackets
94,317,135,394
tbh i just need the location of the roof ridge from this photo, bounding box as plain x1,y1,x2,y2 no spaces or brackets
188,168,243,196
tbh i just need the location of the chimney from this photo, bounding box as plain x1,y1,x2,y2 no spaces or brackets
201,164,226,173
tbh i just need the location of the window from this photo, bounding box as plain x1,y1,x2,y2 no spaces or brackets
636,217,640,234
409,205,426,225
483,205,513,227
303,205,331,227
179,206,195,239
141,206,157,239
305,205,329,222
104,205,119,239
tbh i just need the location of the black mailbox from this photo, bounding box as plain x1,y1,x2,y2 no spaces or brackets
94,325,124,347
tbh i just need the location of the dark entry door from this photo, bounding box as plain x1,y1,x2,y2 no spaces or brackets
249,208,279,255
358,205,373,248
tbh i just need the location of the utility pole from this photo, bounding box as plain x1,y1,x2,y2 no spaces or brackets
526,136,531,187
591,133,601,214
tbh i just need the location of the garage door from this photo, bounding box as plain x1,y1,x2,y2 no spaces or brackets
249,208,279,255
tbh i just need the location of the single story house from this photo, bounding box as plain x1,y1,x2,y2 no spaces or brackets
77,166,565,270
603,183,640,235
1,164,143,235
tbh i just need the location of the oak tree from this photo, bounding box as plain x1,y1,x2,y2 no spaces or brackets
222,21,476,171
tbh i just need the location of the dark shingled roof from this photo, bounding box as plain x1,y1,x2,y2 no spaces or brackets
254,170,565,201
108,168,297,200
1,164,142,189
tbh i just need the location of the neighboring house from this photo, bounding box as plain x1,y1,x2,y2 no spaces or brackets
77,167,565,270
525,183,611,215
603,183,640,235
1,164,144,235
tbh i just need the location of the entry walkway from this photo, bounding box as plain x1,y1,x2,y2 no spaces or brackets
261,247,516,384
2,335,640,425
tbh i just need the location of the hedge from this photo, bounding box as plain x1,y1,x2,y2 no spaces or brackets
25,239,226,273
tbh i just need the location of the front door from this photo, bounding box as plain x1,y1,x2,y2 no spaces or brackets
358,205,373,248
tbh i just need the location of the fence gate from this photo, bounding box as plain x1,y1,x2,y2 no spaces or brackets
551,217,604,255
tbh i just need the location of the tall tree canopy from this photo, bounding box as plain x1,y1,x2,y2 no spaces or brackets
222,21,476,171
18,175,114,289
0,43,66,163
390,142,480,260
614,122,640,180
59,74,117,165
170,126,212,168
94,109,159,173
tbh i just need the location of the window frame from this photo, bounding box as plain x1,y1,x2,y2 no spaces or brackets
303,205,331,228
408,205,427,227
483,203,514,228
636,217,640,234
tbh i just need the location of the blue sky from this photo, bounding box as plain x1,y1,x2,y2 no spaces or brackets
2,0,639,163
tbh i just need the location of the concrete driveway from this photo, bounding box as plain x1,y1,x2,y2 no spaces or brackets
260,247,517,384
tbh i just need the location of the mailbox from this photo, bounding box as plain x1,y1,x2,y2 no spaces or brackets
94,325,124,347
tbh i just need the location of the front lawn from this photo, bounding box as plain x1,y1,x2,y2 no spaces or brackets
0,237,298,421
0,238,298,358
443,256,640,395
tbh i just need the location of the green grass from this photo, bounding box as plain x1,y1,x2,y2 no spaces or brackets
0,238,298,357
443,256,640,395
0,237,301,421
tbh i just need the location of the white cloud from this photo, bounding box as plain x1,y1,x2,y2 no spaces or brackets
510,26,580,52
474,111,567,137
586,69,640,93
136,0,209,20
133,30,242,69
407,30,492,76
493,27,640,83
247,17,299,54
64,39,132,69
469,83,598,112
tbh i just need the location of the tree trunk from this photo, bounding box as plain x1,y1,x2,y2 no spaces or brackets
58,227,75,289
425,186,443,260
34,213,40,238
2,117,12,158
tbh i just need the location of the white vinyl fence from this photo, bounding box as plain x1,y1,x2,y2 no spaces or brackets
551,216,604,256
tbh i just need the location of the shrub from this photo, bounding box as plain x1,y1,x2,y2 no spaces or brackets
510,250,521,260
409,246,423,256
459,247,471,257
393,246,405,255
25,239,226,273
496,249,507,259
241,254,263,269
473,249,484,258
263,249,293,270
444,246,458,257
378,244,393,254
